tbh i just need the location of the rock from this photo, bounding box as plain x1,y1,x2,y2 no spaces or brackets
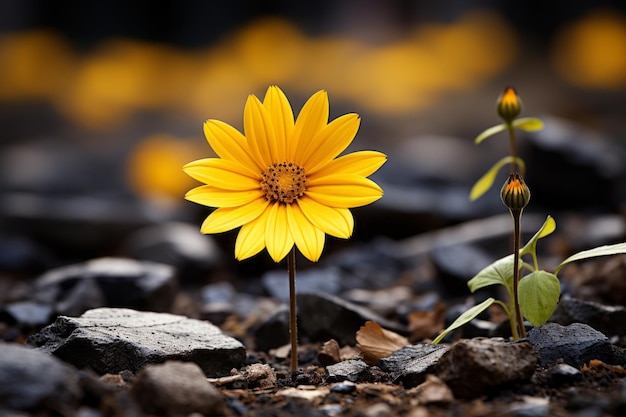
0,234,52,273
326,359,370,383
408,375,454,405
297,292,407,346
33,257,178,315
330,380,357,394
1,301,53,328
121,222,223,282
246,363,277,390
130,361,223,417
430,243,495,295
252,305,290,351
550,296,626,337
527,322,623,367
544,363,583,388
436,338,538,399
262,267,342,302
378,344,449,388
200,281,238,324
0,343,81,411
505,396,550,417
28,307,246,377
318,339,342,366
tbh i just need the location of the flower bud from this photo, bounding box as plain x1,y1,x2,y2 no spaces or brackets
501,173,530,211
497,87,522,123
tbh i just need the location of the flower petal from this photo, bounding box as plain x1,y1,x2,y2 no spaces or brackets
292,90,329,162
306,174,383,208
301,113,360,174
183,158,260,190
308,151,387,179
264,203,294,262
287,203,325,262
235,211,268,260
200,198,270,234
244,94,277,167
263,86,294,161
185,185,264,208
203,120,262,173
297,197,353,239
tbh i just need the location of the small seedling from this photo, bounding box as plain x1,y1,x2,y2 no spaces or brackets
434,87,626,343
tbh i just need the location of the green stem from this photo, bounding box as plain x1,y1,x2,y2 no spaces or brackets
511,208,526,339
288,247,298,372
507,123,517,174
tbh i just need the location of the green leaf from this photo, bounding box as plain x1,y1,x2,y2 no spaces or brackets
432,298,495,344
518,270,560,325
520,215,556,256
554,242,626,275
475,123,507,144
469,156,526,201
513,117,544,132
468,254,515,295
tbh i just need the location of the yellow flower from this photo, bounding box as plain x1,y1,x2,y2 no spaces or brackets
184,86,386,262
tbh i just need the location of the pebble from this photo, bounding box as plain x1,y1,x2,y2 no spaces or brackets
246,363,277,390
33,257,178,315
550,296,626,337
28,307,246,376
330,380,357,394
378,344,449,388
326,359,370,383
435,338,538,399
544,363,583,388
527,322,624,367
130,361,222,417
0,343,81,412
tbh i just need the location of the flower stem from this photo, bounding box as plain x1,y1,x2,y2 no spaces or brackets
507,123,517,174
288,247,298,372
510,208,526,339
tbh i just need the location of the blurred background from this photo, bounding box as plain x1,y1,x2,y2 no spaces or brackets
1,0,626,272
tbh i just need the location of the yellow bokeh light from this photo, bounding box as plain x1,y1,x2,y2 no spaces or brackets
552,9,626,88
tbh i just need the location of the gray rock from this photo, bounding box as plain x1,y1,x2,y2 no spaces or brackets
0,343,81,411
252,305,290,352
297,292,407,346
33,257,178,315
436,338,538,399
2,301,53,327
527,322,623,367
430,243,495,295
326,359,370,383
130,361,223,417
544,363,583,388
28,307,246,377
262,267,342,302
378,344,449,387
550,296,626,337
121,222,223,282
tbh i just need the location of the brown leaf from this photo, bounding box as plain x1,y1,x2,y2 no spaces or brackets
408,302,447,342
356,321,409,365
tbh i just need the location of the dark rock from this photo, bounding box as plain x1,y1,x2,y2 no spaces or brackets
544,363,583,388
430,243,495,295
121,222,223,282
326,359,369,383
200,281,238,324
0,234,52,273
0,343,81,411
252,305,290,352
330,380,357,394
378,344,449,388
527,322,623,367
550,297,626,337
297,292,407,346
130,361,223,417
33,257,178,315
436,338,538,399
262,267,342,302
28,307,246,377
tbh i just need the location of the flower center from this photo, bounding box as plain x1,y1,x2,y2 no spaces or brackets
260,162,307,204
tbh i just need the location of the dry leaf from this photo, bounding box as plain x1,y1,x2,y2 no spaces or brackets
356,321,409,365
318,339,341,366
408,302,447,342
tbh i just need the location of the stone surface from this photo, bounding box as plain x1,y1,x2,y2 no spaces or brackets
0,343,81,411
326,359,370,383
550,296,626,337
297,292,407,346
527,322,624,367
435,338,538,399
378,344,449,388
28,307,246,377
130,361,222,417
33,257,178,315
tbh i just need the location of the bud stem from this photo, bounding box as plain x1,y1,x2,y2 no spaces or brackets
510,208,526,339
507,123,518,174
